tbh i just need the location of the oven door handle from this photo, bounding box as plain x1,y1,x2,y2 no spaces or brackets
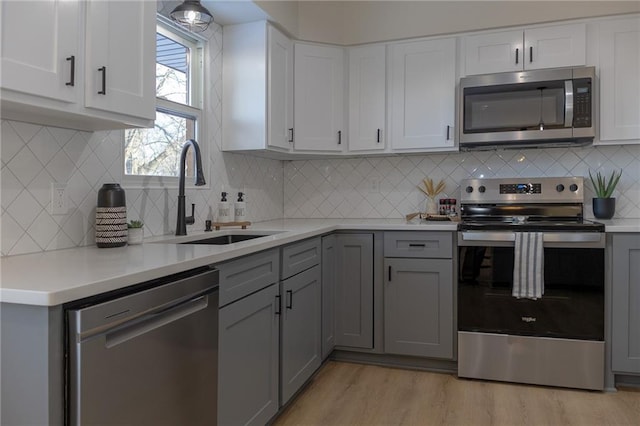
460,232,603,243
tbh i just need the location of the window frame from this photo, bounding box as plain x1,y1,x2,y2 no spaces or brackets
122,15,208,189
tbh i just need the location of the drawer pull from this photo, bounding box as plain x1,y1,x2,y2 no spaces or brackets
408,243,426,247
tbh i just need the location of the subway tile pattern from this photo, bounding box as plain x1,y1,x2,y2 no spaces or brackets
284,145,640,220
0,18,283,257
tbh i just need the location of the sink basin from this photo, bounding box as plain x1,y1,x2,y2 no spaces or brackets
180,234,271,245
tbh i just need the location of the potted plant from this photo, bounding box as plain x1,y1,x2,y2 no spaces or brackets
589,170,622,219
127,220,144,245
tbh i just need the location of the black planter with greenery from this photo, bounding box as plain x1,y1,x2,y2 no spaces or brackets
589,170,622,220
592,197,616,219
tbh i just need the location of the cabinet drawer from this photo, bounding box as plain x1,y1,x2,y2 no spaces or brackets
217,249,279,307
281,237,321,279
384,232,452,258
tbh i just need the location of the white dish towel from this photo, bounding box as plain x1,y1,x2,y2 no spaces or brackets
512,232,544,299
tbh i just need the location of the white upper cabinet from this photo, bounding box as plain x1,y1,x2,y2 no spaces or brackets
598,16,640,143
268,25,295,151
0,0,155,130
348,45,386,152
389,38,456,152
222,21,293,153
84,0,155,120
464,23,586,75
0,0,80,103
294,43,345,153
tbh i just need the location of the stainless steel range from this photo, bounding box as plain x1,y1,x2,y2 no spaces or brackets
457,177,605,390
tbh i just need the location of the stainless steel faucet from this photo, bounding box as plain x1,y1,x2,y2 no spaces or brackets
176,139,206,236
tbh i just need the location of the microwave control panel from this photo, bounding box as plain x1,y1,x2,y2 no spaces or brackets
573,78,592,128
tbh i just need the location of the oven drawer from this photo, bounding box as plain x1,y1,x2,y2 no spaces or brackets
384,232,452,258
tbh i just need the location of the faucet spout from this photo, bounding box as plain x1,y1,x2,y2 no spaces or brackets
176,139,206,236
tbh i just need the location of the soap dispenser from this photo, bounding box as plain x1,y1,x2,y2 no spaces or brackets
217,192,231,223
234,192,246,222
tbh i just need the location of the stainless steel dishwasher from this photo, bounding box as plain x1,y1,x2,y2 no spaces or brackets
67,266,219,425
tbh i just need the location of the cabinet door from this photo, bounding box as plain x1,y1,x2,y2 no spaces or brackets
281,265,322,404
84,0,155,120
599,17,640,142
384,258,453,359
321,235,336,359
348,45,386,151
218,284,280,426
268,25,294,151
464,30,523,75
389,38,456,151
0,0,79,103
294,43,345,152
525,23,586,70
335,234,374,349
611,234,640,374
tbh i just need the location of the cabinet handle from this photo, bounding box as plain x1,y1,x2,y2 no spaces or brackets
288,128,294,143
66,56,75,87
409,243,426,248
286,290,293,309
98,66,107,95
338,130,342,145
515,48,519,65
377,128,381,143
275,295,281,315
530,46,533,63
388,265,392,282
446,125,450,140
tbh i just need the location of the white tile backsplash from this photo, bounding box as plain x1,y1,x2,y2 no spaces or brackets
284,145,640,220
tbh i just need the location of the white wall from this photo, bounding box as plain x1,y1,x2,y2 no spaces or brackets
275,1,640,45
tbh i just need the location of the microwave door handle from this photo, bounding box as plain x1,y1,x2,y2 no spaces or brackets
564,80,574,127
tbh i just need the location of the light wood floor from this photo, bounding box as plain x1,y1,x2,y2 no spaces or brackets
274,361,640,426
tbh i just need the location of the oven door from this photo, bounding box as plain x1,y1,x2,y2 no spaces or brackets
457,231,604,341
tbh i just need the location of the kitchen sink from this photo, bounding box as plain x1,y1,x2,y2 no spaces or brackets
180,234,269,245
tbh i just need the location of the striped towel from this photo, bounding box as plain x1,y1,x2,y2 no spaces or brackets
512,232,544,299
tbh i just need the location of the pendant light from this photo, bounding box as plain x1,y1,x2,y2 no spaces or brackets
170,0,213,33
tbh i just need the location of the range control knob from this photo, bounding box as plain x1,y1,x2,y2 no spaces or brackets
569,183,579,192
465,186,473,193
478,185,486,193
556,184,565,192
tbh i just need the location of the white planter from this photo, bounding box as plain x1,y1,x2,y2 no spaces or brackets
128,228,144,245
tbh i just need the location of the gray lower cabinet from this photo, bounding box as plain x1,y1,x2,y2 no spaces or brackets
321,234,336,359
611,233,640,374
218,284,280,426
384,258,454,359
281,265,322,404
335,233,374,349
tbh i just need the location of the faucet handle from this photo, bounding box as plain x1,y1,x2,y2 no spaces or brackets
186,203,196,225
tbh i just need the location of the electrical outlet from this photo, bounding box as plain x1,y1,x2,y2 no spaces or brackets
50,182,68,215
369,177,381,193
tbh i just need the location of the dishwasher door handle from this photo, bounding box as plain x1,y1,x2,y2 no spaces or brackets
105,294,211,349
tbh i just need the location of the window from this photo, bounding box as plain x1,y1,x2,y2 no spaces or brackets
124,18,205,184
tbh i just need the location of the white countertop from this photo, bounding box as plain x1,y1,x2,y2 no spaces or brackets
2,217,638,307
0,219,457,306
598,218,640,233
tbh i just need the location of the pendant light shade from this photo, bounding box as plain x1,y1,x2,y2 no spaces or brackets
170,0,213,33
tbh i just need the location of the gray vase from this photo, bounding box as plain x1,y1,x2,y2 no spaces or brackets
592,197,615,220
96,183,127,248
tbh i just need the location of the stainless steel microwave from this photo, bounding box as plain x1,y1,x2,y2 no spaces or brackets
458,66,595,150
